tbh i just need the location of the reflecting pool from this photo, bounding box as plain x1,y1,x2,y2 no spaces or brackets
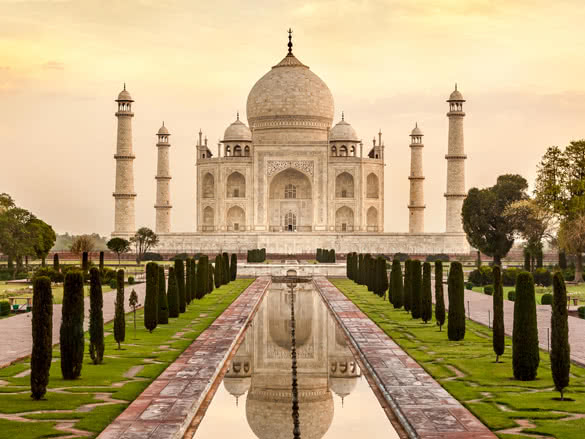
192,280,399,439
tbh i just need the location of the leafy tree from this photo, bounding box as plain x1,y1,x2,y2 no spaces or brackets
88,268,104,364
70,234,96,255
0,192,15,211
114,269,125,348
157,265,168,324
462,174,529,265
129,289,139,339
0,207,36,276
411,260,422,319
144,263,158,333
492,266,505,362
175,259,186,312
551,272,570,400
167,266,179,318
53,253,60,272
31,276,52,400
197,256,208,299
106,237,131,265
130,227,159,264
421,262,432,323
230,253,237,281
29,218,56,266
434,261,445,331
390,259,403,309
60,271,85,379
447,262,466,341
214,255,223,288
403,260,412,312
512,272,540,380
557,215,585,283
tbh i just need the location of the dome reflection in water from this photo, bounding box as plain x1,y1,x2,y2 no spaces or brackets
193,281,398,439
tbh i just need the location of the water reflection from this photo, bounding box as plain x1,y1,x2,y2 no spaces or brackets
194,281,397,439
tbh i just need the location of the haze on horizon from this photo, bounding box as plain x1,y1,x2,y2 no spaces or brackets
1,0,584,237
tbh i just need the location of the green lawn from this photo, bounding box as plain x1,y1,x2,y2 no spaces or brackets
331,278,585,439
1,282,114,305
0,278,253,438
471,285,585,305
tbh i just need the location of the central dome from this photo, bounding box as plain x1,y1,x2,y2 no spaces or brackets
246,51,334,139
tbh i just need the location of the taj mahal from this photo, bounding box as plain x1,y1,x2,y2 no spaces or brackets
112,31,469,255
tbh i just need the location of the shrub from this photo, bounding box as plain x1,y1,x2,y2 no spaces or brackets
394,252,409,262
483,285,494,295
53,253,60,271
578,306,585,319
31,276,52,400
468,266,493,286
551,272,570,400
144,263,158,333
508,290,516,301
425,253,450,262
33,266,63,284
60,271,84,379
170,253,189,261
167,266,179,318
447,262,466,341
128,276,135,285
513,272,540,381
157,265,168,324
421,262,432,323
143,252,163,261
0,301,10,316
114,269,125,348
493,266,505,363
196,256,209,299
88,268,104,364
541,293,553,305
101,267,116,284
247,249,266,263
175,259,186,313
534,268,552,287
109,278,117,290
465,282,474,290
230,253,237,281
435,261,445,331
411,260,422,319
502,268,519,287
390,260,403,308
403,260,412,312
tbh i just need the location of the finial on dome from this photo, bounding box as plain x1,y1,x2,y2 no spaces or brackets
415,122,418,128
123,82,126,91
287,28,293,55
236,111,239,121
162,120,165,127
455,83,458,91
341,111,344,121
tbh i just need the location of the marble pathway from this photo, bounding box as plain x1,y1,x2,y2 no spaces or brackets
97,276,270,439
315,277,496,439
0,282,147,368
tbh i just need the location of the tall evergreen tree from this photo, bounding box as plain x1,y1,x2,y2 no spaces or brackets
403,260,412,312
144,262,158,333
31,276,52,400
214,255,223,288
185,259,192,304
447,262,466,341
175,259,186,313
60,271,84,379
222,252,230,284
364,254,373,291
53,253,59,272
434,261,446,331
493,266,505,362
358,253,364,285
191,257,197,298
376,256,388,297
512,271,540,380
82,251,89,274
99,251,104,271
346,253,352,279
411,260,422,319
197,256,208,299
89,268,104,364
167,266,179,318
551,272,570,399
114,269,125,348
230,253,237,281
390,260,403,308
208,263,214,294
157,265,169,324
421,262,432,323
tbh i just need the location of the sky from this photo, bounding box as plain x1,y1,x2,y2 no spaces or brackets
1,0,584,236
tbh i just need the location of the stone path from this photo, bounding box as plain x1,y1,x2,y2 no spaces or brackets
315,277,496,439
0,283,147,368
438,287,585,367
97,276,270,439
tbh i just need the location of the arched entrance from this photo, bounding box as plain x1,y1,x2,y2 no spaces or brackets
202,206,214,231
226,205,245,231
366,206,378,231
268,168,312,232
335,206,354,232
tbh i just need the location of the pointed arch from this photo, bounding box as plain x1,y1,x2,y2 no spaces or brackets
335,172,354,198
226,171,245,198
366,173,379,198
202,172,215,198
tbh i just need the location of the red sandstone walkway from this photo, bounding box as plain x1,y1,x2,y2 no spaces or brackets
438,286,585,367
0,283,147,368
315,277,496,439
98,276,270,439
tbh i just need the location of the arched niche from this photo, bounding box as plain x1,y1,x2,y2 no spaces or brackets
366,173,379,198
202,172,215,198
335,172,354,198
226,205,245,231
227,171,246,198
366,206,378,231
203,206,214,229
268,168,313,231
335,206,354,232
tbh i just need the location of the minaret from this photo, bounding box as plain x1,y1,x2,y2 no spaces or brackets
155,122,172,233
408,123,425,233
113,84,136,237
445,84,467,233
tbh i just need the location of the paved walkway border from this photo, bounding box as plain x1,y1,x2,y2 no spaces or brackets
98,276,271,439
314,277,496,439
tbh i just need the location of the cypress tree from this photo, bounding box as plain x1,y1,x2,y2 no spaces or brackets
230,253,237,281
167,266,179,318
31,276,52,400
364,254,373,291
114,269,125,348
346,253,352,279
208,263,214,294
358,253,364,285
493,266,505,362
214,255,223,288
175,259,186,313
222,252,230,284
403,260,412,312
390,260,403,309
185,259,192,304
99,251,104,272
434,261,446,331
144,262,158,333
157,265,169,324
447,261,466,341
421,262,432,323
197,256,208,299
524,248,531,271
551,272,570,399
513,272,539,380
53,253,59,272
331,249,336,263
60,271,84,379
82,251,89,274
411,260,422,319
559,251,567,270
378,257,389,297
89,268,104,364
191,257,197,298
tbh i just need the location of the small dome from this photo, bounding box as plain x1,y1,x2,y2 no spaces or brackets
330,117,358,142
157,123,169,135
223,117,252,142
223,376,251,398
447,85,465,102
330,376,358,398
410,123,423,136
117,88,133,102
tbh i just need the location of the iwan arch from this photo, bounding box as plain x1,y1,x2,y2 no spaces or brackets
112,32,469,255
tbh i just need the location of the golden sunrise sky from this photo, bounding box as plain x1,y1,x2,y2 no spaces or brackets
1,0,584,236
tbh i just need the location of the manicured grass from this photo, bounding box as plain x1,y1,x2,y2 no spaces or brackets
331,278,585,439
0,278,254,438
471,284,585,305
1,282,114,304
